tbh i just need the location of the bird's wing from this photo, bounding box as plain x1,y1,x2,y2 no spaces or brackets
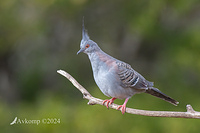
116,61,151,89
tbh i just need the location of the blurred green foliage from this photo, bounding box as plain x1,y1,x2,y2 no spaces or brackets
0,0,200,132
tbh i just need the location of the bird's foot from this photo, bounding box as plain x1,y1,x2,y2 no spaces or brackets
117,98,129,114
103,97,117,109
117,104,126,114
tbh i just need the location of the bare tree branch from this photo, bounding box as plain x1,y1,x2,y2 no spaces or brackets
57,70,200,119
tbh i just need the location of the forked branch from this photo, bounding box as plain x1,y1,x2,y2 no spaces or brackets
57,70,200,119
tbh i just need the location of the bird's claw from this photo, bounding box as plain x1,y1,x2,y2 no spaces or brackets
103,98,116,109
117,104,126,114
103,99,112,109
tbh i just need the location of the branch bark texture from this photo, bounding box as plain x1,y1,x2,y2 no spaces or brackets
57,70,200,119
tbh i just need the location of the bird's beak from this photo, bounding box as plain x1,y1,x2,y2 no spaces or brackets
77,48,84,55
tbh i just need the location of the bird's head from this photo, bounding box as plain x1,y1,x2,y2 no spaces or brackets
77,19,100,55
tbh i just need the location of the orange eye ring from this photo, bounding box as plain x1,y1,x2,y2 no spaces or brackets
85,44,90,48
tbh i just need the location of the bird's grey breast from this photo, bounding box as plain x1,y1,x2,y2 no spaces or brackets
88,52,118,96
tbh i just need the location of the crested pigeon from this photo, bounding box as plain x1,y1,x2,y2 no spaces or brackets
77,19,179,114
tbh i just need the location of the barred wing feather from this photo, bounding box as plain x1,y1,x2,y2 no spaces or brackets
116,62,140,87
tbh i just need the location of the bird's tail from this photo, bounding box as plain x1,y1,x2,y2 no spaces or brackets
145,87,179,106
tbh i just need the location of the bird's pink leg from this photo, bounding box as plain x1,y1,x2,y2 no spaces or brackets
103,97,117,109
117,98,129,114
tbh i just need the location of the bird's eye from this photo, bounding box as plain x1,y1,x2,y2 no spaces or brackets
85,44,90,48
